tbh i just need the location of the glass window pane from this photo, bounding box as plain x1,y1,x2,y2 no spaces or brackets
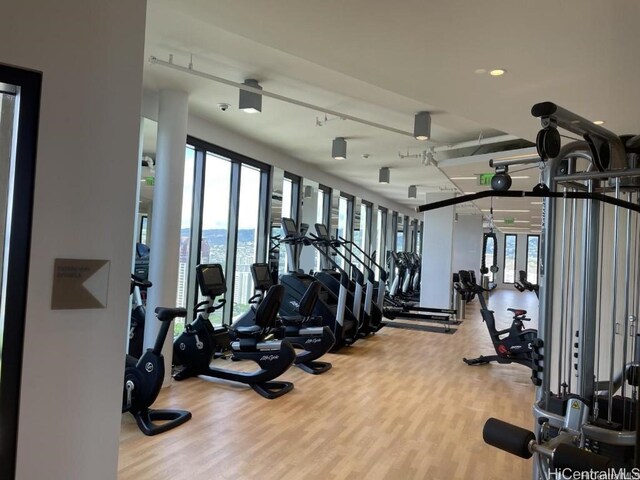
503,234,517,283
337,197,348,268
316,190,325,271
279,177,293,273
175,146,195,335
200,152,232,325
0,91,17,394
526,235,540,285
484,236,496,282
232,165,260,318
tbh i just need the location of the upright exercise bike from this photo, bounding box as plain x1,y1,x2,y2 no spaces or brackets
173,263,296,399
462,277,538,370
123,279,192,435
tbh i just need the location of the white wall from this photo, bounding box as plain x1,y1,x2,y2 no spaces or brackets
142,89,417,220
452,214,483,274
0,2,146,479
421,193,455,309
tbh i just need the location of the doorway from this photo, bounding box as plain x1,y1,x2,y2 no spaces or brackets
0,63,41,480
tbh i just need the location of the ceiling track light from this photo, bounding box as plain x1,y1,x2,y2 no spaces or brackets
239,78,262,113
379,167,390,184
408,185,417,198
332,137,347,160
414,111,431,141
149,56,424,138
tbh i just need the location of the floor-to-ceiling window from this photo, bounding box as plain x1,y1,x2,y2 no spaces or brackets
175,137,269,327
174,146,197,332
316,185,331,270
198,152,232,325
0,65,41,480
356,201,371,254
376,207,388,280
279,173,300,274
396,215,405,252
483,233,497,283
503,234,517,283
336,194,354,268
526,234,540,285
233,165,261,316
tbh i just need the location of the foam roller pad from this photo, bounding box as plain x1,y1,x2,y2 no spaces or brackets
553,444,610,472
483,418,535,459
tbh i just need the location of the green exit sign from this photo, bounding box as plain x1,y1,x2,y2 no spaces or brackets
504,217,515,225
145,176,155,186
478,173,495,186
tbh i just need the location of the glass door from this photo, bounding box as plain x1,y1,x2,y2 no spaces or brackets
0,65,42,480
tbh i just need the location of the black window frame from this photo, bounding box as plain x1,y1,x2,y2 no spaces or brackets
184,136,271,326
0,62,42,480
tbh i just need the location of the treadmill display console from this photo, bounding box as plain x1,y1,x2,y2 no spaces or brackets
196,264,227,297
251,263,274,290
314,223,330,240
282,217,297,237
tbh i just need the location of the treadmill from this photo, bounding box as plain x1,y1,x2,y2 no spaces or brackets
278,217,358,349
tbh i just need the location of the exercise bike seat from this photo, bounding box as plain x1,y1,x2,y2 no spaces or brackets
280,315,306,326
507,308,527,316
155,307,188,322
234,325,263,338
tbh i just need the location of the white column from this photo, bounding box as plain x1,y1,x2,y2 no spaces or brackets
452,214,483,273
421,193,455,309
144,90,188,381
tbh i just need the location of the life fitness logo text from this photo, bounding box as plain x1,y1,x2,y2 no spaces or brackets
260,354,280,362
305,338,322,344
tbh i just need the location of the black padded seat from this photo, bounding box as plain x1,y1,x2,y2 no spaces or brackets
154,307,187,322
507,308,527,316
280,315,305,326
234,325,263,338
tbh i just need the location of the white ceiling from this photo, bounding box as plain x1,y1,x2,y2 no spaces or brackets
143,0,640,231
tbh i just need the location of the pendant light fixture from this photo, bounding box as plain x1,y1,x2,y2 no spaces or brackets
239,79,262,113
414,111,431,141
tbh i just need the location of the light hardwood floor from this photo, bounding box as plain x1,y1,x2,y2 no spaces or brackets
119,289,539,480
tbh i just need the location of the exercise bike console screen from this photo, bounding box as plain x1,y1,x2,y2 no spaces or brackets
314,223,330,241
196,264,227,297
281,217,297,237
251,263,274,291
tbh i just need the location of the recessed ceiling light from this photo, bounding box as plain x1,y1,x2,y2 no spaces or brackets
463,192,476,195
474,68,487,75
450,176,477,180
511,176,530,179
531,201,543,205
593,120,605,125
531,224,542,227
514,220,530,223
489,69,506,76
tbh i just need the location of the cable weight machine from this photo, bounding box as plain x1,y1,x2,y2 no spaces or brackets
416,102,640,478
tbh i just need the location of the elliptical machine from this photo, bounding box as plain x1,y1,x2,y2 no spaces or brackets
462,276,538,370
123,298,192,436
234,263,335,374
173,263,296,399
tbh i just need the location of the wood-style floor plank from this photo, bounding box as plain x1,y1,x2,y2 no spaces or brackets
119,289,539,480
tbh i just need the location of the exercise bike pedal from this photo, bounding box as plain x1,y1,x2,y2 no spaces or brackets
463,356,490,366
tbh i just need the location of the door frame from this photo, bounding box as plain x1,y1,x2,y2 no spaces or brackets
0,62,42,480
